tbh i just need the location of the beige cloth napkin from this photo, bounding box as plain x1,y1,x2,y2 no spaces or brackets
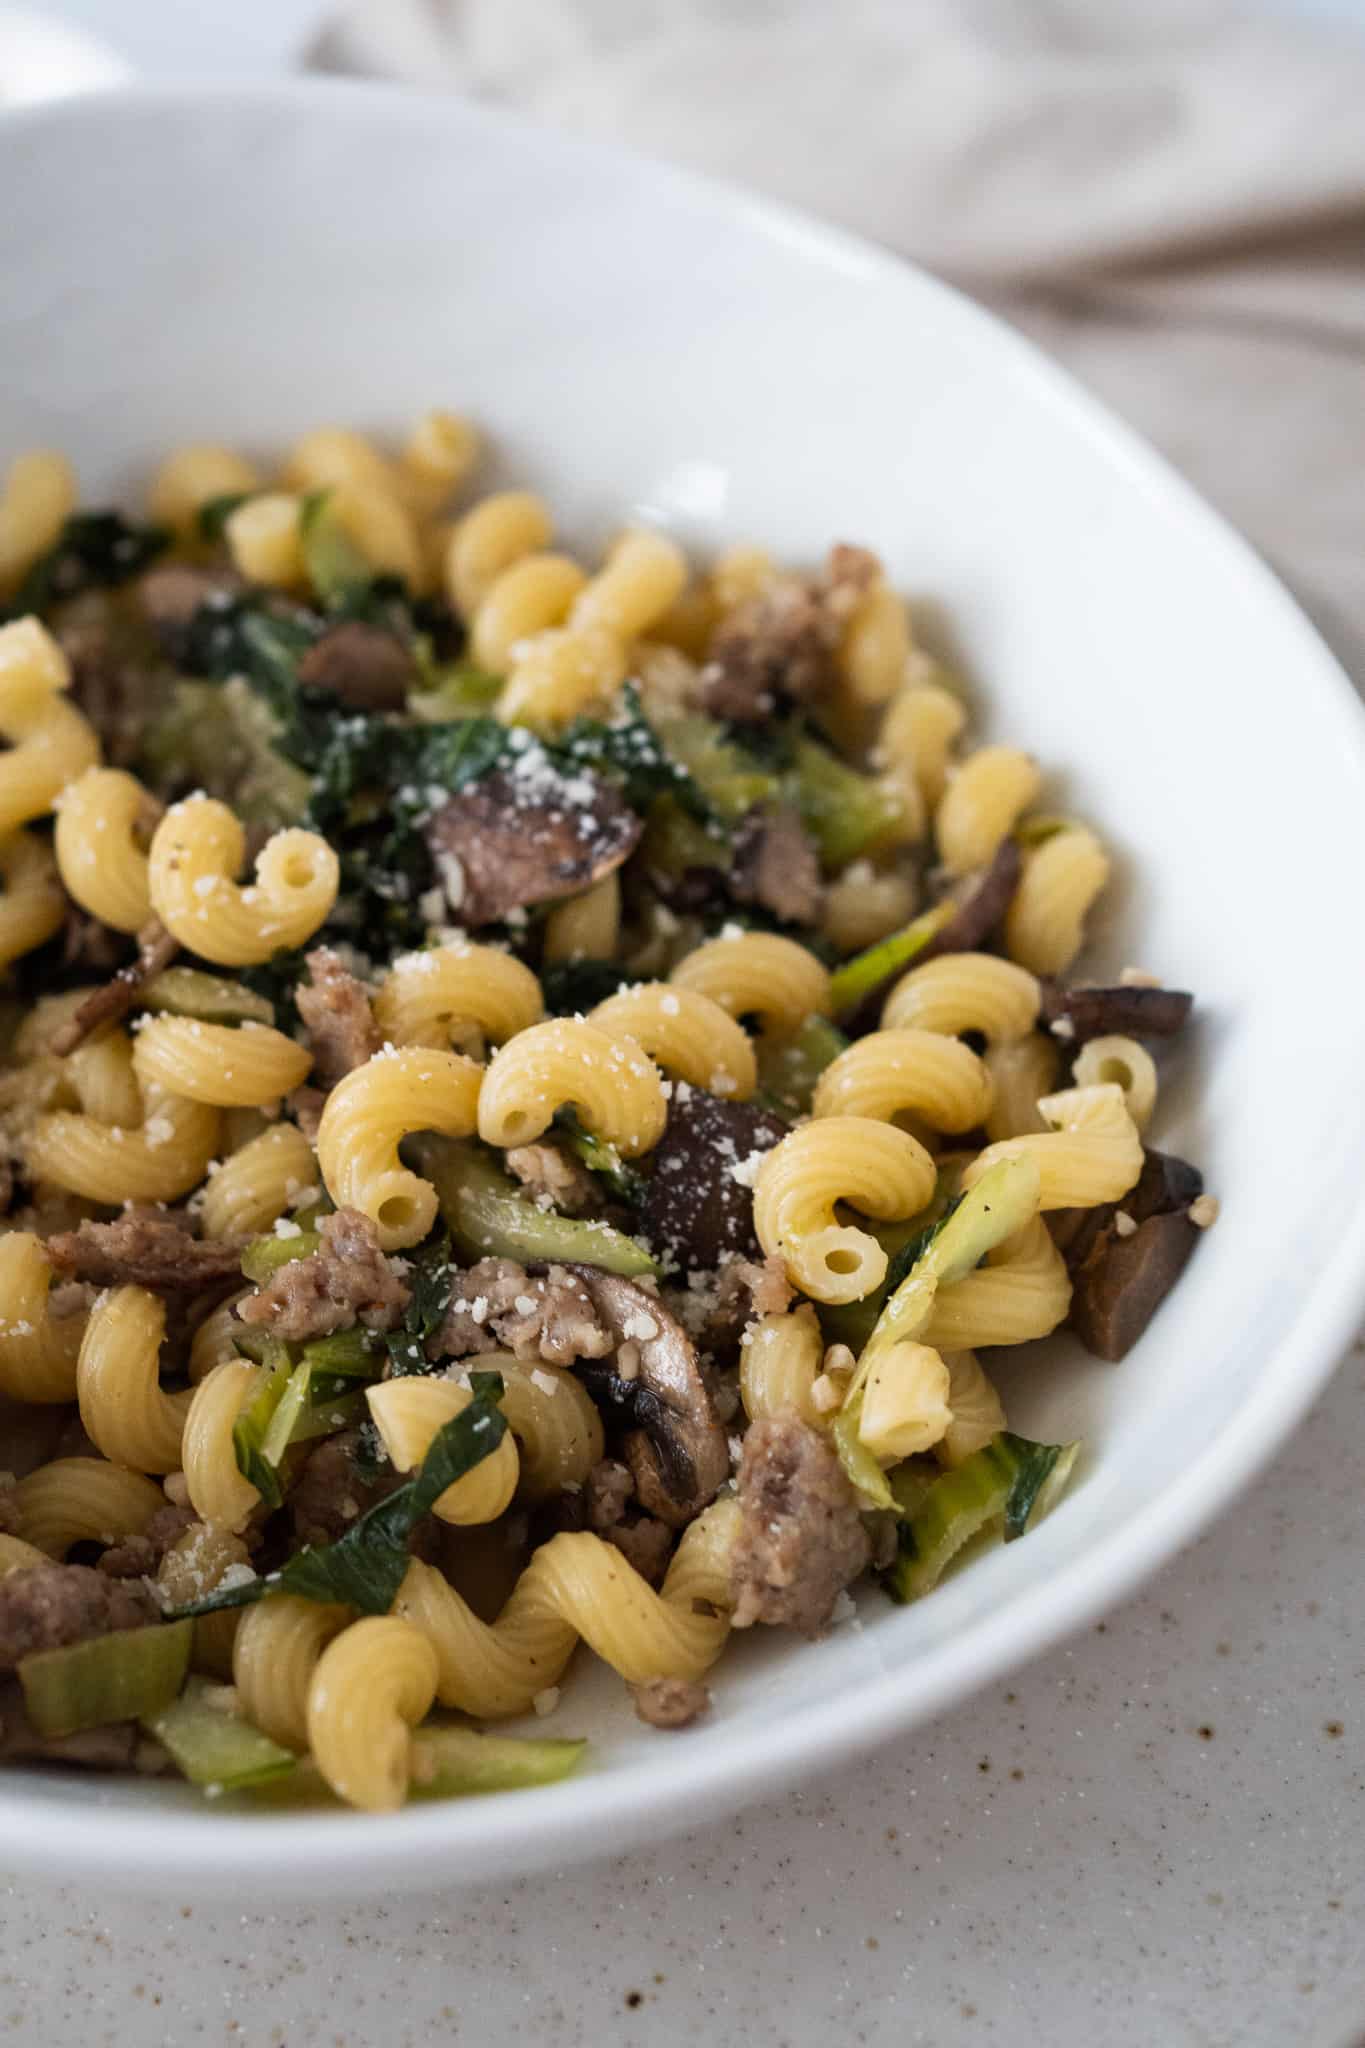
315,0,1365,679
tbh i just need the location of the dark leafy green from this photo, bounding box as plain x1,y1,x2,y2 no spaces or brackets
562,686,714,825
171,1394,508,1618
539,959,634,1015
384,1232,457,1378
8,510,168,617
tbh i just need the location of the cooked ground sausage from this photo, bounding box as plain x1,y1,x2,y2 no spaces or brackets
433,1258,613,1367
730,804,825,926
295,947,381,1087
237,1207,410,1340
45,1216,244,1293
730,1416,870,1636
0,1565,160,1674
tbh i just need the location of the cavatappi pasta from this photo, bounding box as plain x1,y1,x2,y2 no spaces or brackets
0,418,1206,1812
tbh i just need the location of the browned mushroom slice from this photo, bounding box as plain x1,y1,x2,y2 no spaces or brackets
296,621,415,711
422,762,643,927
1054,1147,1203,1267
136,563,244,663
920,837,1021,961
1041,981,1194,1046
48,917,179,1058
1059,1146,1204,1360
564,1268,729,1528
1068,1210,1200,1362
640,1090,788,1273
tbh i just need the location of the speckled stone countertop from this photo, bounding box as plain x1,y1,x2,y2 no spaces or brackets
4,1335,1361,2048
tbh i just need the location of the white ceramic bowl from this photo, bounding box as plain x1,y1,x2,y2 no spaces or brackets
2,82,1364,1899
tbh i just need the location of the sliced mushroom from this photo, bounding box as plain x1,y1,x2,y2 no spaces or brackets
1041,981,1194,1046
1069,1211,1200,1362
49,917,178,1057
136,563,245,664
422,763,643,927
1059,1147,1204,1361
1054,1147,1203,1267
640,1090,788,1273
296,621,415,711
921,836,1021,961
564,1267,730,1527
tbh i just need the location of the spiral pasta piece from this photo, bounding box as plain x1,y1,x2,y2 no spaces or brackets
132,1017,312,1108
0,830,66,968
821,863,919,956
962,1082,1143,1213
858,1340,952,1460
542,871,621,966
669,933,830,1040
882,951,1040,1045
838,578,912,706
366,1378,520,1526
477,1018,666,1157
399,410,480,518
1073,1034,1158,1133
0,1533,50,1575
983,1032,1060,1142
187,1290,252,1384
1005,826,1111,976
372,943,544,1056
396,1497,739,1720
811,1028,993,1134
935,746,1041,877
0,1231,87,1402
26,1086,221,1205
54,767,159,932
570,529,688,642
444,1351,606,1500
739,1305,828,1430
63,1027,143,1129
497,622,628,728
753,1116,936,1304
918,1216,1072,1350
148,796,339,967
446,490,553,618
876,677,966,815
77,1285,193,1474
0,450,77,593
12,1458,164,1559
181,1359,263,1532
199,1123,319,1239
307,1617,440,1813
0,618,101,834
224,494,306,588
233,1595,350,1753
589,983,757,1099
938,1350,1008,1466
317,1046,482,1250
471,552,586,673
147,443,259,536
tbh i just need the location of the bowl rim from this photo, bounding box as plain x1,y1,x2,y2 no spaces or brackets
3,74,1365,1895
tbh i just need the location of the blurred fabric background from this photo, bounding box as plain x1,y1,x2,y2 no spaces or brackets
315,0,1365,685
14,0,1365,679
